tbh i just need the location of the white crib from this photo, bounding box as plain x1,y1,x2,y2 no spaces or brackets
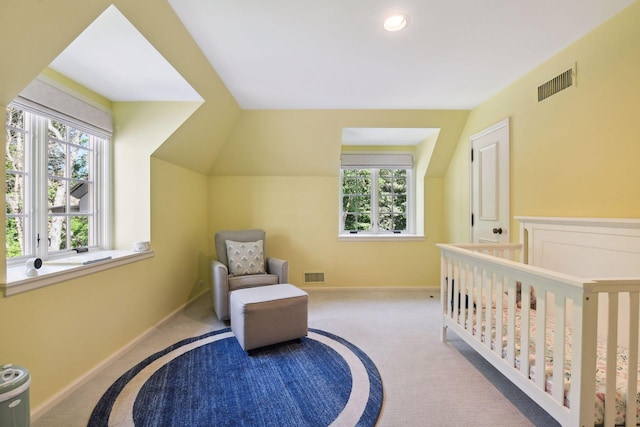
438,217,640,427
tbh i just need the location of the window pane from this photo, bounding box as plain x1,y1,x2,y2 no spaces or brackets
342,177,357,194
70,146,90,180
48,179,67,213
344,213,357,231
71,181,91,213
379,195,392,214
343,169,357,178
69,128,90,147
355,195,371,212
379,213,393,231
357,214,371,231
49,120,67,141
6,129,25,170
6,172,24,214
376,168,408,232
48,216,67,251
70,216,89,248
6,107,24,129
357,170,371,189
48,141,66,177
343,195,354,211
6,216,25,258
394,195,407,213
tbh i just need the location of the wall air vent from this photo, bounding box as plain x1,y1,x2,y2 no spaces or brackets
304,272,325,284
538,64,576,102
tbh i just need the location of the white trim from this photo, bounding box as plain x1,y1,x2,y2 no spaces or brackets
514,216,640,229
3,250,154,296
338,234,424,241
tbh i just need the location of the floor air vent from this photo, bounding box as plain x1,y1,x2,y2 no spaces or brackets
304,272,325,284
538,64,576,102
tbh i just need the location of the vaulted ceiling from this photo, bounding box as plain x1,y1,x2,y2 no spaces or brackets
50,0,634,109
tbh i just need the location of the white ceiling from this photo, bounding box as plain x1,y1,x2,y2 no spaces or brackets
49,1,634,110
167,0,635,110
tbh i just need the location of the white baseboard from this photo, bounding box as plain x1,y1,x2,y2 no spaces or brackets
31,288,209,421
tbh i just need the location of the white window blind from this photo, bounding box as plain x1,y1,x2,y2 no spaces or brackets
14,77,113,137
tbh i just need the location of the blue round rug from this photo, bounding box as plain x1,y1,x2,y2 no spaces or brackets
88,328,383,426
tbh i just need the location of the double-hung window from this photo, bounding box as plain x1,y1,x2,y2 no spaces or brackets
340,154,413,235
5,80,111,265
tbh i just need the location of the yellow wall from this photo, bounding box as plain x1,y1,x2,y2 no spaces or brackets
208,110,466,288
208,175,445,288
444,1,640,243
112,101,203,247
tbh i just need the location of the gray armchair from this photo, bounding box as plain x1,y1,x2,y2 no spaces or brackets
211,229,289,321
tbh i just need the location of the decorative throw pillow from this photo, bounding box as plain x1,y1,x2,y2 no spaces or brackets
225,240,266,276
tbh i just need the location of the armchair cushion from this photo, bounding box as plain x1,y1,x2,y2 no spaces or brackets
229,273,279,292
225,239,266,276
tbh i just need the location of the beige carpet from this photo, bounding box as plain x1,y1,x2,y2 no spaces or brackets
32,288,558,426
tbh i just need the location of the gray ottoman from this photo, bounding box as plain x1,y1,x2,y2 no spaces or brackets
230,284,308,352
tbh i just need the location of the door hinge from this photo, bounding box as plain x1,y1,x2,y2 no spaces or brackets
471,213,474,227
471,149,474,162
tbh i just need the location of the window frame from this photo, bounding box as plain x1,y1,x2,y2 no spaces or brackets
339,162,415,237
5,103,111,266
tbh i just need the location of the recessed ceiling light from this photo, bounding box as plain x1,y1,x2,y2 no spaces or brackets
384,14,409,32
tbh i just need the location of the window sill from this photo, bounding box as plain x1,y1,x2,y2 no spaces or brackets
338,234,425,242
2,250,154,297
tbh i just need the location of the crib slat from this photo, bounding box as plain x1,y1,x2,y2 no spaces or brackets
506,278,517,366
474,266,484,341
520,282,531,378
441,255,453,342
604,293,619,427
485,269,494,349
471,265,479,337
464,263,472,333
552,294,566,404
495,276,504,358
627,293,639,427
534,290,546,389
452,261,460,324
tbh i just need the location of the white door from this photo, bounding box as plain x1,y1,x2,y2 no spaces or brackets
470,118,510,243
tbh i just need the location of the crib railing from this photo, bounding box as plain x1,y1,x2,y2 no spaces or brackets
438,243,603,427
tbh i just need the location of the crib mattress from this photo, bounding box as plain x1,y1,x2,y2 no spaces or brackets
462,306,640,425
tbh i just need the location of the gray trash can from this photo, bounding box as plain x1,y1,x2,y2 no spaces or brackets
0,364,30,427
